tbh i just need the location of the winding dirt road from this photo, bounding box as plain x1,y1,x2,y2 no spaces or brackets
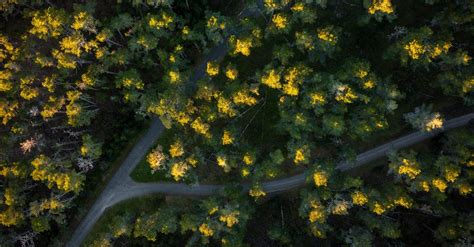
67,4,474,246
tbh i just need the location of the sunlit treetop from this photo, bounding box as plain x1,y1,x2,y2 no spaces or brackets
148,11,175,30
368,0,394,15
272,13,288,30
72,11,96,32
317,28,337,44
29,7,67,39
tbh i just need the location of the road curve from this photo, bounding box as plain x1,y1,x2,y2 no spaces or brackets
66,118,164,247
68,112,473,247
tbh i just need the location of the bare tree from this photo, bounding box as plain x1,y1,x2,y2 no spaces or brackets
16,232,37,247
20,138,37,154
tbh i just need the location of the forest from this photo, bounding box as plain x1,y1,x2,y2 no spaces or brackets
0,0,473,246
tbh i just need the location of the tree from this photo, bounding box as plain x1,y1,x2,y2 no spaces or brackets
404,104,444,132
133,207,178,241
81,134,102,160
28,8,67,39
31,216,51,233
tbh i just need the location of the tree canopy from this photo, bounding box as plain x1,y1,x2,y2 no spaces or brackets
0,0,473,246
